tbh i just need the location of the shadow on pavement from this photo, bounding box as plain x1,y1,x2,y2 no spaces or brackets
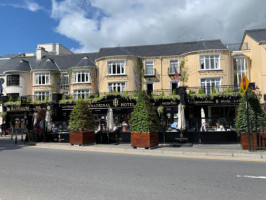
0,135,36,152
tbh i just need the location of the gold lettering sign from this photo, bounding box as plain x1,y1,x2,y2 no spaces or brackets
113,98,119,107
9,106,30,111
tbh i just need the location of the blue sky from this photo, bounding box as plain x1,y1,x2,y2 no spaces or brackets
1,0,266,56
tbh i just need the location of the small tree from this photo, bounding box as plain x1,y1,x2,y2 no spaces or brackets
236,89,265,133
130,91,160,132
212,87,217,94
179,60,189,86
69,100,95,131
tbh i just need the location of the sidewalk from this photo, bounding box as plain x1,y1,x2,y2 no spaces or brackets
1,135,266,161
29,142,266,161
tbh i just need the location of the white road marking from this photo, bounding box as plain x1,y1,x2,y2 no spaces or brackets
237,175,266,179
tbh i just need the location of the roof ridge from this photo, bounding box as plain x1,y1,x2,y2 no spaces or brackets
245,28,266,32
100,39,222,50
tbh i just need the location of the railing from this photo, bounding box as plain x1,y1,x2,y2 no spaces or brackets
144,68,156,77
187,85,240,94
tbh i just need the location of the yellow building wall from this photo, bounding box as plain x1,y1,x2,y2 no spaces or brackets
241,35,266,101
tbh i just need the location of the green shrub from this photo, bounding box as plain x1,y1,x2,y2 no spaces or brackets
133,92,137,97
212,87,216,94
172,90,176,95
160,91,165,97
198,88,203,94
130,91,160,132
236,89,265,133
189,89,193,95
239,88,244,93
69,100,95,131
226,86,231,93
9,97,12,102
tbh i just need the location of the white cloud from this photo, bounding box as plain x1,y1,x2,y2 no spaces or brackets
0,0,43,12
51,0,266,52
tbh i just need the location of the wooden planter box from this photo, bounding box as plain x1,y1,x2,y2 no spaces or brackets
241,133,266,150
69,131,95,145
131,132,158,148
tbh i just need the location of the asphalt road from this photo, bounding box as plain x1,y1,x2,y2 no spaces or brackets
0,145,266,200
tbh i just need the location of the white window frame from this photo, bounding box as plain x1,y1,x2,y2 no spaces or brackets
61,73,69,85
144,60,154,75
199,54,220,70
73,89,90,99
235,58,249,86
200,77,222,94
169,59,179,74
107,60,126,75
34,91,50,101
108,82,126,93
73,70,91,84
34,72,50,85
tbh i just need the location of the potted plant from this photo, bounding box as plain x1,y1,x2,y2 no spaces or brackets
69,99,96,145
236,89,265,150
130,91,160,148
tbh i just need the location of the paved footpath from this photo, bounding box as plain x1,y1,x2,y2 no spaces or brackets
1,134,266,162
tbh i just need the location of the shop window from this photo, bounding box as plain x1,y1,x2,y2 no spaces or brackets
107,60,125,75
73,89,90,99
201,78,221,94
7,75,20,86
108,82,126,93
200,54,220,70
35,73,50,85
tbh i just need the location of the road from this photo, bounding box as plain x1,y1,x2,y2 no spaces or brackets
0,144,266,200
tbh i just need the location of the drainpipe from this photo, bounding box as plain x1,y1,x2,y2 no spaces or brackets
160,57,163,91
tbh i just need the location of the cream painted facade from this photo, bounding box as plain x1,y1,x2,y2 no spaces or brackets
239,34,266,102
96,49,233,95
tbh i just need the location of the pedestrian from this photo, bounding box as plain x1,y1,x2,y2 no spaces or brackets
200,122,209,132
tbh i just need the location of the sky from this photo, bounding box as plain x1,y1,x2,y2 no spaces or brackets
1,0,266,55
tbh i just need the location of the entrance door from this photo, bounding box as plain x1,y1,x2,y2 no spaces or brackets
146,83,153,95
171,82,178,94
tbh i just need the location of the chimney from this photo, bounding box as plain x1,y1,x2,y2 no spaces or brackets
36,46,48,60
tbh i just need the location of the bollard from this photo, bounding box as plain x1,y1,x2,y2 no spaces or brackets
21,131,24,142
11,129,13,140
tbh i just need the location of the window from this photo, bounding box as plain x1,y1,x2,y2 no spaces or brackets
73,89,90,99
145,61,154,75
73,71,90,83
7,93,19,101
201,78,221,94
35,73,50,85
169,60,179,74
108,82,126,93
200,55,220,70
34,91,50,101
107,60,125,75
61,73,69,85
7,75,20,86
233,57,249,86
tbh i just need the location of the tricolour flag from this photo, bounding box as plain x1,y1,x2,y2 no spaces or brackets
174,67,179,82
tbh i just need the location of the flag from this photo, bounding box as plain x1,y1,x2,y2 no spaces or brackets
0,81,3,95
174,67,179,82
91,76,95,88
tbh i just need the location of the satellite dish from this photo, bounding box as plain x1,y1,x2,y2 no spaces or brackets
0,78,4,84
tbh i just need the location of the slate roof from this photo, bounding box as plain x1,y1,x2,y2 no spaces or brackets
75,56,96,68
98,40,228,58
245,28,266,43
0,58,32,74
